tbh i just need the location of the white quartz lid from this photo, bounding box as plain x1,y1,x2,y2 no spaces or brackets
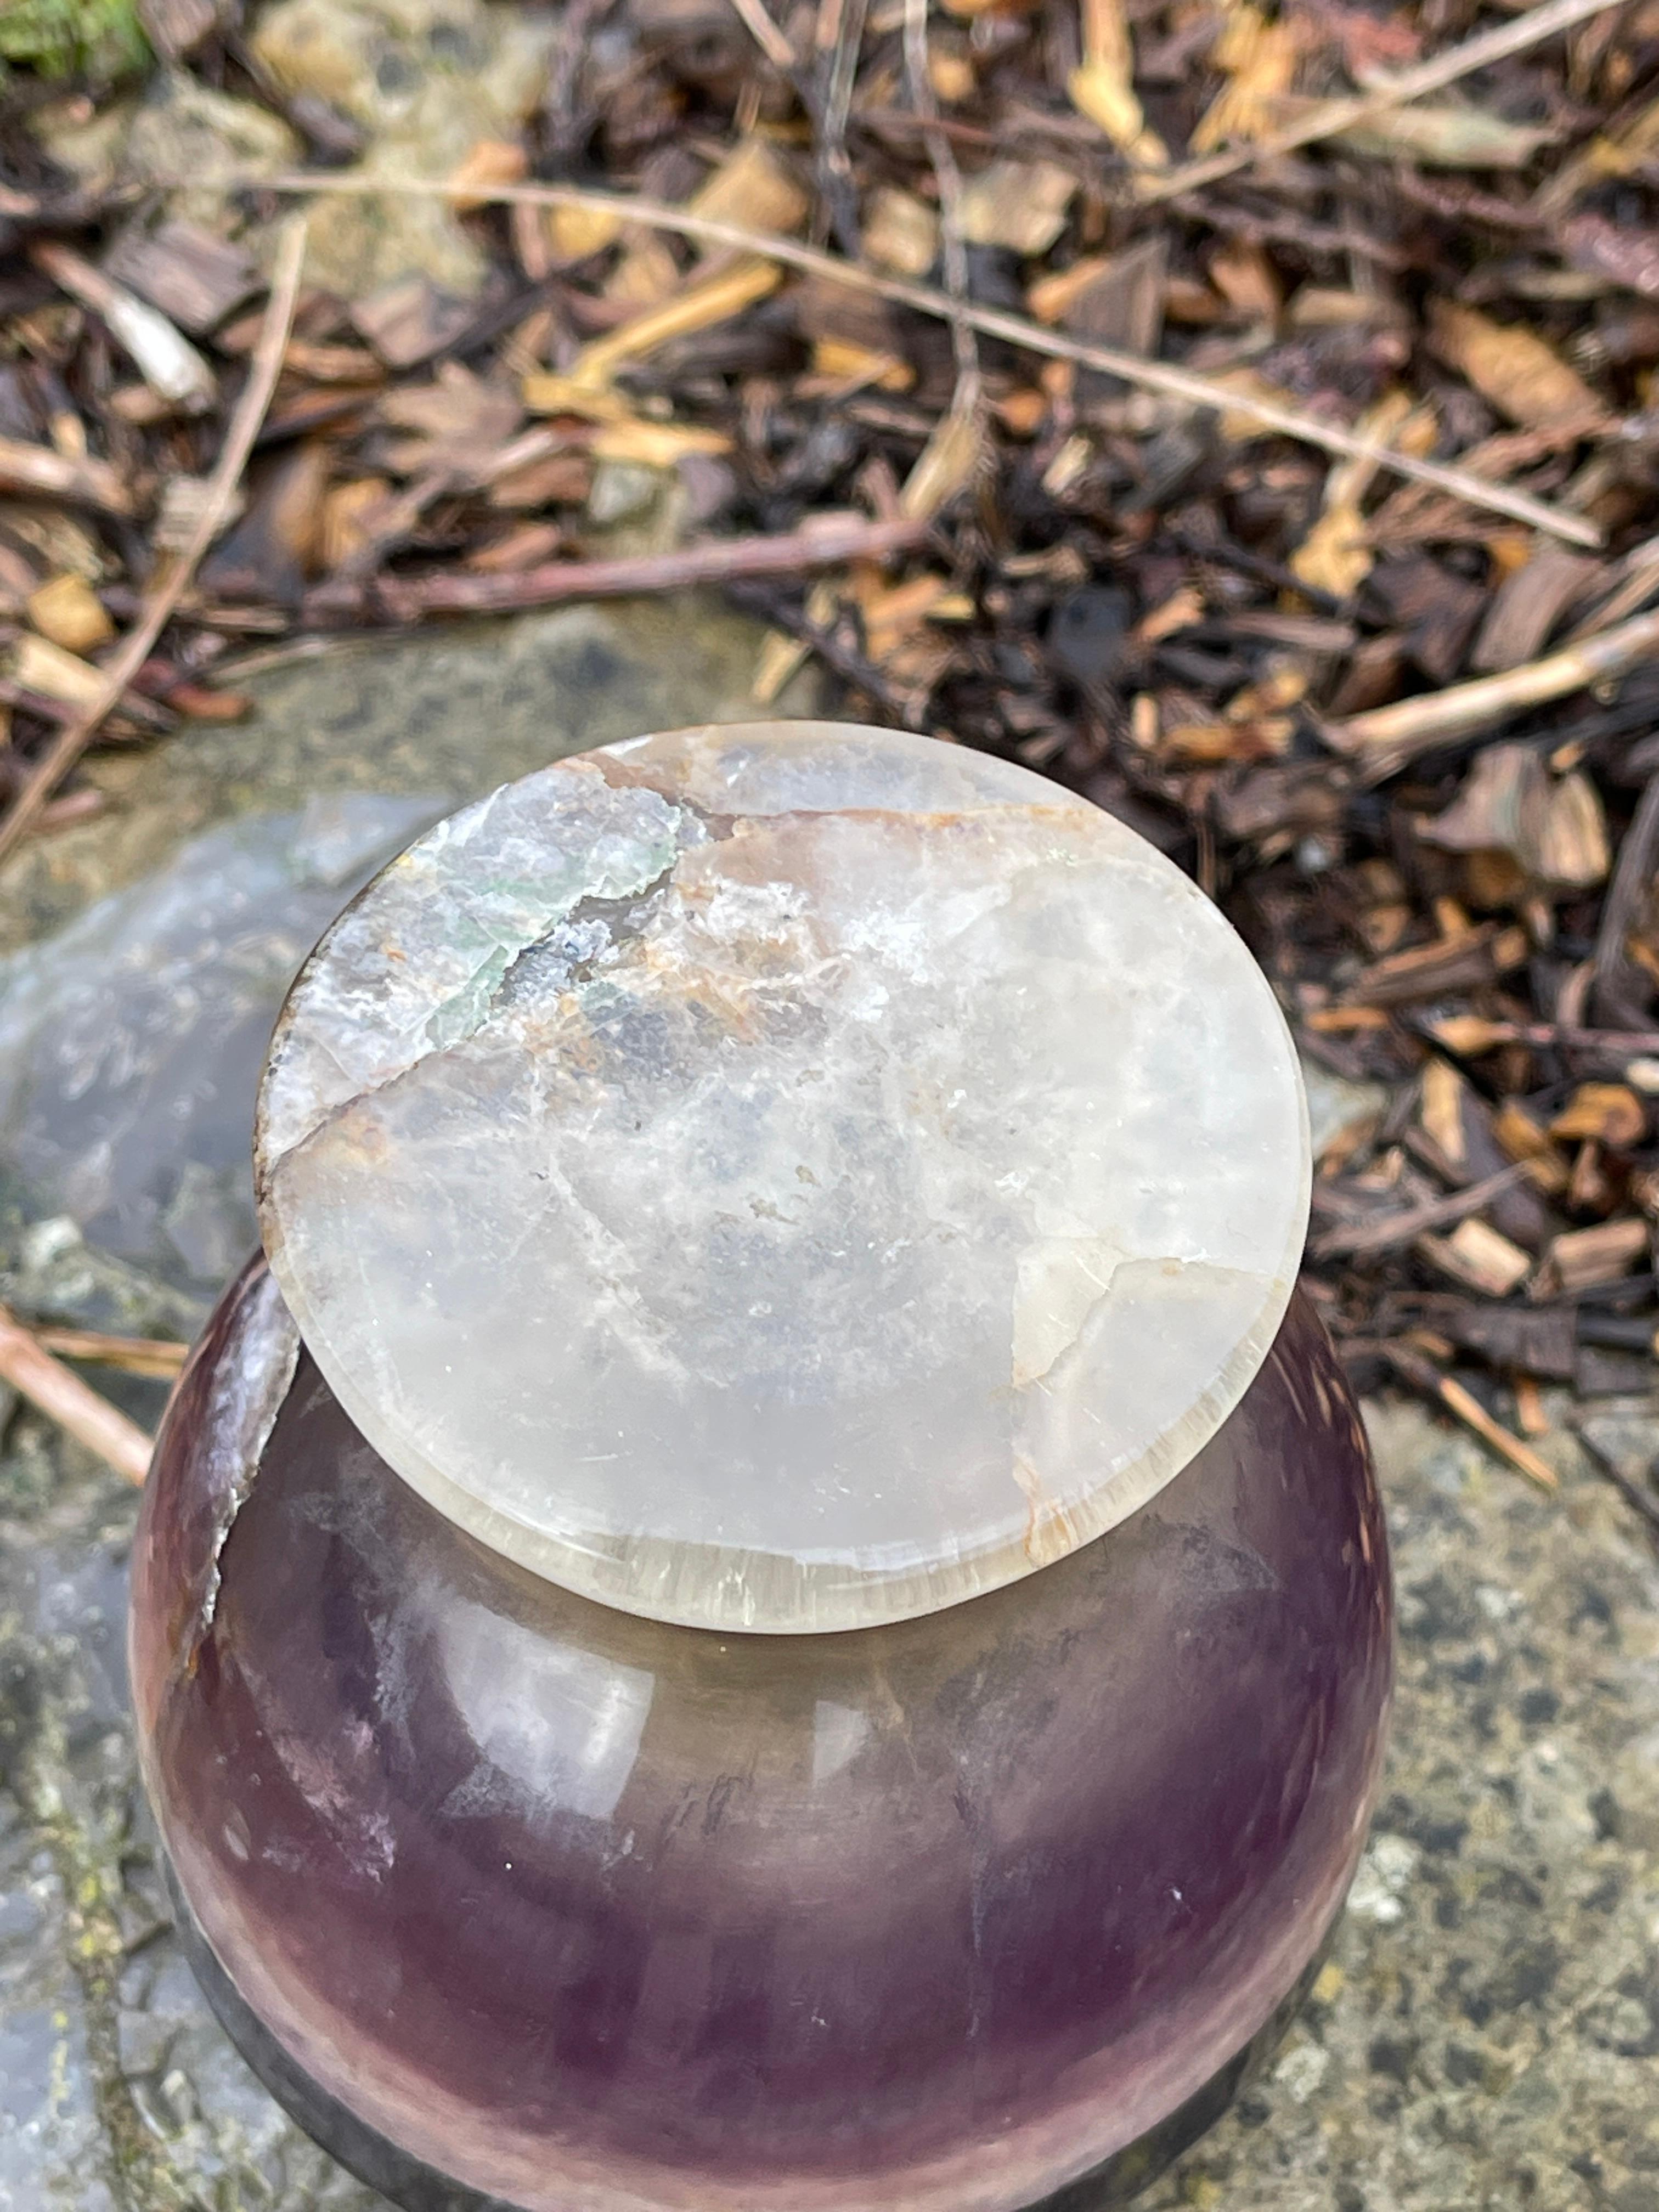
255,721,1310,1633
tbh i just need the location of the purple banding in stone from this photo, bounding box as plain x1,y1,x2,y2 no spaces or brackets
132,1262,1391,2212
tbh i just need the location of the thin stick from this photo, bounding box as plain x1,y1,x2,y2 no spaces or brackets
726,0,797,71
0,433,138,517
0,677,162,733
0,219,308,867
1570,1419,1659,1541
1325,605,1659,776
1385,1342,1559,1493
904,0,979,410
816,0,871,255
1593,769,1659,1023
1311,1163,1529,1261
33,1327,190,1379
313,513,932,623
0,1302,153,1485
1140,0,1625,206
544,0,614,162
200,173,1603,550
1425,1015,1659,1056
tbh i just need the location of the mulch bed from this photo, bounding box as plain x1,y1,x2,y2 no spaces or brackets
5,0,1659,1515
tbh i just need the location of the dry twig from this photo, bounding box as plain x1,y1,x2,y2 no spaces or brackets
0,435,138,517
1141,0,1627,205
725,0,796,71
0,218,309,864
1570,1419,1659,1541
318,513,932,622
0,1302,154,1485
1385,1341,1560,1493
1311,1163,1530,1261
212,173,1604,548
1325,605,1659,776
33,1328,191,1379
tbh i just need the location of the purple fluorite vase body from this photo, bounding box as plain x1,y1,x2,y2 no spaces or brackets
132,1264,1391,2212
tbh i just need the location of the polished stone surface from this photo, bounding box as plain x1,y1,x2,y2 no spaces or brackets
132,1264,1390,2212
162,1859,1327,2212
255,723,1311,1632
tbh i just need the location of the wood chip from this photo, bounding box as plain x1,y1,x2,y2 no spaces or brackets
1291,390,1415,600
570,257,782,388
1550,1083,1647,1148
488,450,596,509
320,477,391,571
1418,1217,1534,1297
589,419,733,464
465,520,564,573
1068,0,1168,167
0,435,137,518
1494,1101,1572,1193
1471,546,1599,673
862,187,939,279
546,202,627,261
103,219,261,335
959,161,1076,256
1513,1373,1549,1435
31,240,217,415
1536,1216,1650,1297
606,229,682,306
1345,922,1530,1007
901,400,984,521
1430,301,1609,432
1336,106,1556,169
1444,1302,1576,1380
10,633,109,710
200,440,330,607
446,138,529,215
687,137,810,239
351,276,477,369
26,574,114,654
1418,742,1611,888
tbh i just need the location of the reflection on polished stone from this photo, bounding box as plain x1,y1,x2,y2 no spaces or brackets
132,1264,1391,2212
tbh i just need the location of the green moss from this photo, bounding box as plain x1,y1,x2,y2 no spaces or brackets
0,0,151,84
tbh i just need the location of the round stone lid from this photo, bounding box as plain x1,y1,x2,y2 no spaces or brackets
255,721,1310,1634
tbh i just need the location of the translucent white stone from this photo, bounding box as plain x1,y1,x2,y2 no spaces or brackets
255,721,1310,1632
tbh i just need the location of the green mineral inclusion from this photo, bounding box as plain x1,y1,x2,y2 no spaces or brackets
420,814,689,1056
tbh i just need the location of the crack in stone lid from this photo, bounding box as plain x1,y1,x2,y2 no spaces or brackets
253,721,1311,1634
